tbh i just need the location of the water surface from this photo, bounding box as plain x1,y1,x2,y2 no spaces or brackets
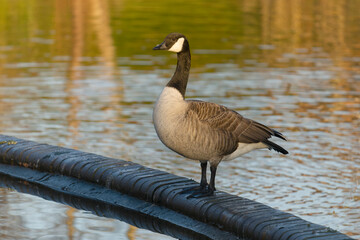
0,0,359,239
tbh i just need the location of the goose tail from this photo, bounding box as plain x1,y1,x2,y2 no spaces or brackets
263,139,288,155
272,129,287,141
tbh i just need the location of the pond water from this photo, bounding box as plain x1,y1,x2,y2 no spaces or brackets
0,0,359,239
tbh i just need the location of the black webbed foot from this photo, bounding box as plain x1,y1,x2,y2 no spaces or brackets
179,183,208,195
186,187,215,199
179,162,218,199
180,184,215,199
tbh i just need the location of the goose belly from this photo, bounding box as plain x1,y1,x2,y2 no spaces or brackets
154,118,218,161
153,88,217,161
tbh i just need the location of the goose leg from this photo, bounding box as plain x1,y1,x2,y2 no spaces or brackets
200,161,208,189
189,164,217,198
182,162,217,198
209,165,217,193
180,161,208,195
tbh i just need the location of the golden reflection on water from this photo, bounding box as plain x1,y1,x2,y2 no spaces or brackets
66,208,76,240
0,0,359,238
64,0,123,141
127,225,137,240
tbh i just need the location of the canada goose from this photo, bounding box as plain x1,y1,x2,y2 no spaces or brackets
153,33,288,197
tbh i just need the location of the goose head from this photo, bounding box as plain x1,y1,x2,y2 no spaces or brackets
153,33,189,53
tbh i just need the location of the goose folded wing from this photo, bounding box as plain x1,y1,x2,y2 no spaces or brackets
187,100,276,144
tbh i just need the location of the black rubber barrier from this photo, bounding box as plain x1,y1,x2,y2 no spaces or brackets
0,135,353,240
0,164,238,240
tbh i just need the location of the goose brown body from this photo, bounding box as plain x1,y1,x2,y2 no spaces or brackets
153,33,288,197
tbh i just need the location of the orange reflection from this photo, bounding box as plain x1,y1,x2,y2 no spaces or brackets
59,0,123,139
66,207,76,239
127,225,137,240
65,0,84,138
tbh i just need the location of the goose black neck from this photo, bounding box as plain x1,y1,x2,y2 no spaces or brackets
166,49,191,98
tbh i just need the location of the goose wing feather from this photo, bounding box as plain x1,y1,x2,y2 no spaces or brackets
187,100,279,144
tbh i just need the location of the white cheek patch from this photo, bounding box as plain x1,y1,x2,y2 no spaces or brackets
168,37,184,53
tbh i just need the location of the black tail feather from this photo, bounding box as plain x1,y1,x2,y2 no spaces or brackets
263,139,288,155
272,129,287,141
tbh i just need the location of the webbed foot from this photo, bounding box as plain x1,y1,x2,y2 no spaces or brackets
180,184,215,199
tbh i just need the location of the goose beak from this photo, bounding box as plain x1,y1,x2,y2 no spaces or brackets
153,41,166,50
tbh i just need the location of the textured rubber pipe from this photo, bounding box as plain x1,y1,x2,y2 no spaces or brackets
0,135,353,240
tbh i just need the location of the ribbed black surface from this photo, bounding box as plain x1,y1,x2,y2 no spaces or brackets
0,135,353,240
0,164,238,240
